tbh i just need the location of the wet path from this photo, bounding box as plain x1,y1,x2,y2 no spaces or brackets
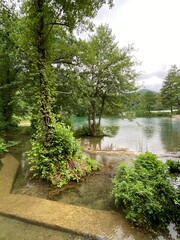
0,154,149,240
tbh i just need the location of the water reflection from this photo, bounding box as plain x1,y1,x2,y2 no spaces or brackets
81,117,180,155
82,137,103,151
141,118,157,139
160,118,180,152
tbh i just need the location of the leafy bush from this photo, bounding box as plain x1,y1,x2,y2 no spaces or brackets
112,152,179,230
166,160,180,173
74,124,119,137
0,138,21,156
55,113,73,128
74,125,103,137
0,138,8,155
28,122,99,187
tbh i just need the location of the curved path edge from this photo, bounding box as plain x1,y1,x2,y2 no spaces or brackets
0,154,122,239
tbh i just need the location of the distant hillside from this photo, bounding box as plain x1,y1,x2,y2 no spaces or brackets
138,88,157,94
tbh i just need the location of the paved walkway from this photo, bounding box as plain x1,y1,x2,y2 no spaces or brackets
0,154,123,239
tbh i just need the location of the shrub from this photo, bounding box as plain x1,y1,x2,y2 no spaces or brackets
74,125,101,137
28,122,99,187
0,138,21,156
112,152,179,230
74,124,119,137
166,160,180,173
0,138,8,155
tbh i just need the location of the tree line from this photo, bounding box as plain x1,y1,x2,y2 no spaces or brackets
134,65,180,115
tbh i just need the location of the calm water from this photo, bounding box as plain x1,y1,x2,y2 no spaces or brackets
77,117,180,157
1,117,180,240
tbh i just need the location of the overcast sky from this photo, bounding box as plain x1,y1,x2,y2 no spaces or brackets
93,0,180,92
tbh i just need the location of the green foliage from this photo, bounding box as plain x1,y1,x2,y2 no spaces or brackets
136,91,158,114
74,125,93,137
0,2,23,130
55,113,73,128
112,152,179,230
160,65,180,112
28,122,99,187
76,24,138,135
166,160,180,174
135,110,172,118
0,138,8,155
0,138,21,156
74,124,119,137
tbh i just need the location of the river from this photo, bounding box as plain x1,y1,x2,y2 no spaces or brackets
76,117,180,157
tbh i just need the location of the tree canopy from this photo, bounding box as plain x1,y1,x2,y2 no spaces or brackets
57,24,139,135
161,65,180,112
81,25,138,135
0,2,22,129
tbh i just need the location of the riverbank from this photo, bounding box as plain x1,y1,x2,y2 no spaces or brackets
174,114,180,119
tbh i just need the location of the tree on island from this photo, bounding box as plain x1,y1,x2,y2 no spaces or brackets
56,24,139,136
79,25,138,135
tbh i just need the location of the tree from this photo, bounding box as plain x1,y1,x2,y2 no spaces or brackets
141,91,157,114
161,65,180,113
21,0,114,137
20,0,113,186
0,2,22,129
77,24,138,135
53,31,84,116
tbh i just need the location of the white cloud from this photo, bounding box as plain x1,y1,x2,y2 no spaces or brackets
138,76,164,92
94,0,180,90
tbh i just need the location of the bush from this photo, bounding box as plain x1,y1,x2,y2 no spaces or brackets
74,125,103,137
166,160,180,173
112,152,179,230
0,138,21,156
0,138,8,155
74,124,119,137
28,122,99,187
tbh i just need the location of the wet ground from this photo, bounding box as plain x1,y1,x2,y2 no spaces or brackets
0,215,87,240
11,151,180,240
12,150,133,211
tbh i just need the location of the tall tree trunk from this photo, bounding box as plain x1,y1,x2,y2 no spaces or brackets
98,95,106,126
88,111,92,134
88,104,96,136
170,106,173,113
91,101,96,136
36,0,53,143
